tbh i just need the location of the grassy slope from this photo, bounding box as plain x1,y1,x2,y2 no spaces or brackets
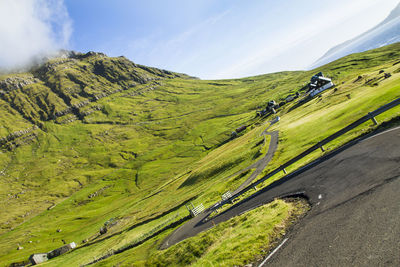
96,199,309,267
0,44,399,266
256,46,400,186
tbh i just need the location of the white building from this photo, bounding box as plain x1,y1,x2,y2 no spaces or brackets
308,72,334,97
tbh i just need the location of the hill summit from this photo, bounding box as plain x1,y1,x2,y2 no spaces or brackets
0,51,192,127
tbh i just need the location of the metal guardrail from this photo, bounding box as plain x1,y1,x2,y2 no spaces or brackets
216,96,400,209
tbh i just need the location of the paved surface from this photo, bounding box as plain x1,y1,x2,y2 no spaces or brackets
267,173,400,267
231,128,278,194
160,127,400,266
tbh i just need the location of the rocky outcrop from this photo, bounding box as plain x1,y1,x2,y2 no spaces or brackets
0,126,38,146
0,52,191,127
88,185,111,199
0,76,40,94
56,114,78,124
124,82,162,97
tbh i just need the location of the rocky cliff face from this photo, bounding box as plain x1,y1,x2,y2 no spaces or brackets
0,51,192,127
0,51,193,151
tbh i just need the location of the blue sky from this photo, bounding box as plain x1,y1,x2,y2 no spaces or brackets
0,0,398,78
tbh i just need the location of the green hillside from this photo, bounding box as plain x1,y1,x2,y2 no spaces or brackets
1,44,400,266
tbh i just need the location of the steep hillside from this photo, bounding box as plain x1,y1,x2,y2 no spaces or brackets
0,51,191,127
1,44,400,266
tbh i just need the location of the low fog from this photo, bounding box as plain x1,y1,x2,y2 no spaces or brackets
0,0,72,71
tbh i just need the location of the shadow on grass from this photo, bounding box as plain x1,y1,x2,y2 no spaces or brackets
78,196,198,250
178,157,245,189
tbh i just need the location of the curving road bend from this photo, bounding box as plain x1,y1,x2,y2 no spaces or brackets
231,127,279,195
161,126,400,266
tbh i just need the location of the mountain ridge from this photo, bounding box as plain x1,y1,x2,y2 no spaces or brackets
311,3,400,68
0,51,193,129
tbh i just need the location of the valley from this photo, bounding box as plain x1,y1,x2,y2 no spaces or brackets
0,43,400,266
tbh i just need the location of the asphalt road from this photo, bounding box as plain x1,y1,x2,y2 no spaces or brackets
232,129,278,195
160,126,400,266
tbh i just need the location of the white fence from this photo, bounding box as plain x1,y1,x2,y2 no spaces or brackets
221,191,232,201
190,203,205,217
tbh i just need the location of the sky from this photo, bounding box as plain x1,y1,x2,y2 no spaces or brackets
0,0,398,79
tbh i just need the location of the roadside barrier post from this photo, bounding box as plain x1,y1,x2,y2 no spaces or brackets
213,97,400,212
368,112,378,125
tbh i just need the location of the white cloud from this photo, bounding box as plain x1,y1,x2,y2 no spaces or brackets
125,9,231,72
0,0,72,70
214,0,397,79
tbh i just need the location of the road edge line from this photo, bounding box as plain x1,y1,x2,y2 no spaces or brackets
258,237,289,267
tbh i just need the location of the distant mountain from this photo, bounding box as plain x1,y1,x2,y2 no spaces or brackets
311,3,400,68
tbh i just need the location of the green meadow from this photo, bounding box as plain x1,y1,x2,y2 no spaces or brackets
0,43,399,266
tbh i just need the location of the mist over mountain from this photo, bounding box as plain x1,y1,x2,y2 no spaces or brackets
0,0,72,70
311,3,400,68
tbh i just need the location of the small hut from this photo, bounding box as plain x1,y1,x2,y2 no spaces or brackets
308,72,334,97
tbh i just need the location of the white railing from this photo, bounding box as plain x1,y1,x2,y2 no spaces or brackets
221,191,232,201
215,96,400,210
190,203,205,217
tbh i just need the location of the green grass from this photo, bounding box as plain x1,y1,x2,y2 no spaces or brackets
0,43,400,266
256,64,400,186
92,198,309,267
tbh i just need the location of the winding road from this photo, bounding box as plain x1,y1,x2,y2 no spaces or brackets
161,126,400,266
230,124,279,195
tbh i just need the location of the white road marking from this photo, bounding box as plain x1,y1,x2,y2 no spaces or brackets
258,238,289,267
364,126,400,141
